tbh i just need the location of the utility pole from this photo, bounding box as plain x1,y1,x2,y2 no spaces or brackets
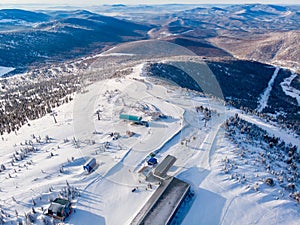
50,111,57,123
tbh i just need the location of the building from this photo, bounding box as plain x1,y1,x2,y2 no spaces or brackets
147,157,158,166
132,154,192,224
130,177,191,225
47,198,72,221
83,158,97,173
153,155,177,179
119,114,142,122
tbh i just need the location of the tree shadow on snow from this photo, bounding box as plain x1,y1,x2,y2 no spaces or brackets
78,190,103,205
63,157,86,167
69,208,106,225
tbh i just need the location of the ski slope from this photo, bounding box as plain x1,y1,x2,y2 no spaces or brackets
0,66,15,77
257,66,280,112
0,64,299,225
280,72,300,106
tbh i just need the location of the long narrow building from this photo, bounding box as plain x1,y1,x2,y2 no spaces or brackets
131,154,191,225
131,177,190,225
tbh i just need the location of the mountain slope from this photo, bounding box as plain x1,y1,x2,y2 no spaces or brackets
0,63,299,225
163,36,232,57
209,30,300,69
0,9,51,22
0,9,152,71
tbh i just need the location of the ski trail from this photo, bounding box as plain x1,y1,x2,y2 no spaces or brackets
280,72,300,106
257,66,280,112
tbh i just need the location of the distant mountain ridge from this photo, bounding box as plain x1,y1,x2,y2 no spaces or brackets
170,4,300,34
1,4,300,75
0,4,299,134
210,30,300,69
0,9,152,70
0,9,50,22
144,4,300,69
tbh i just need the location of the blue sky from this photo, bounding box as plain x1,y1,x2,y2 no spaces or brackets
1,0,299,5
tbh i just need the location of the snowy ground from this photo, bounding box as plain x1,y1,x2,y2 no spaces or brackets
0,64,299,225
0,66,15,77
280,72,300,106
257,66,280,112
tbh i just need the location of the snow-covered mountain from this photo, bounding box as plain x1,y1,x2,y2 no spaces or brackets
0,53,299,224
0,4,299,225
0,9,151,72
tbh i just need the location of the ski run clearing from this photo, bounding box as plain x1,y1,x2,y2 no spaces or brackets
0,64,299,225
0,66,15,77
257,66,280,112
280,72,300,106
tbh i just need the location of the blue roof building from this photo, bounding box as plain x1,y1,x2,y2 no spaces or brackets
147,157,158,166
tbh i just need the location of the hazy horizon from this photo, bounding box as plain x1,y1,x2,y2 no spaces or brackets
0,0,299,6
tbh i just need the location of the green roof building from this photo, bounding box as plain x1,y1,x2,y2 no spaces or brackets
119,114,142,122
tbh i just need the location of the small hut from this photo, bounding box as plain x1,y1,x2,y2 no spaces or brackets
83,158,97,173
147,157,158,166
47,198,72,221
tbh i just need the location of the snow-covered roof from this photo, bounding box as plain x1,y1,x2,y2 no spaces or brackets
153,155,177,178
48,202,64,214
